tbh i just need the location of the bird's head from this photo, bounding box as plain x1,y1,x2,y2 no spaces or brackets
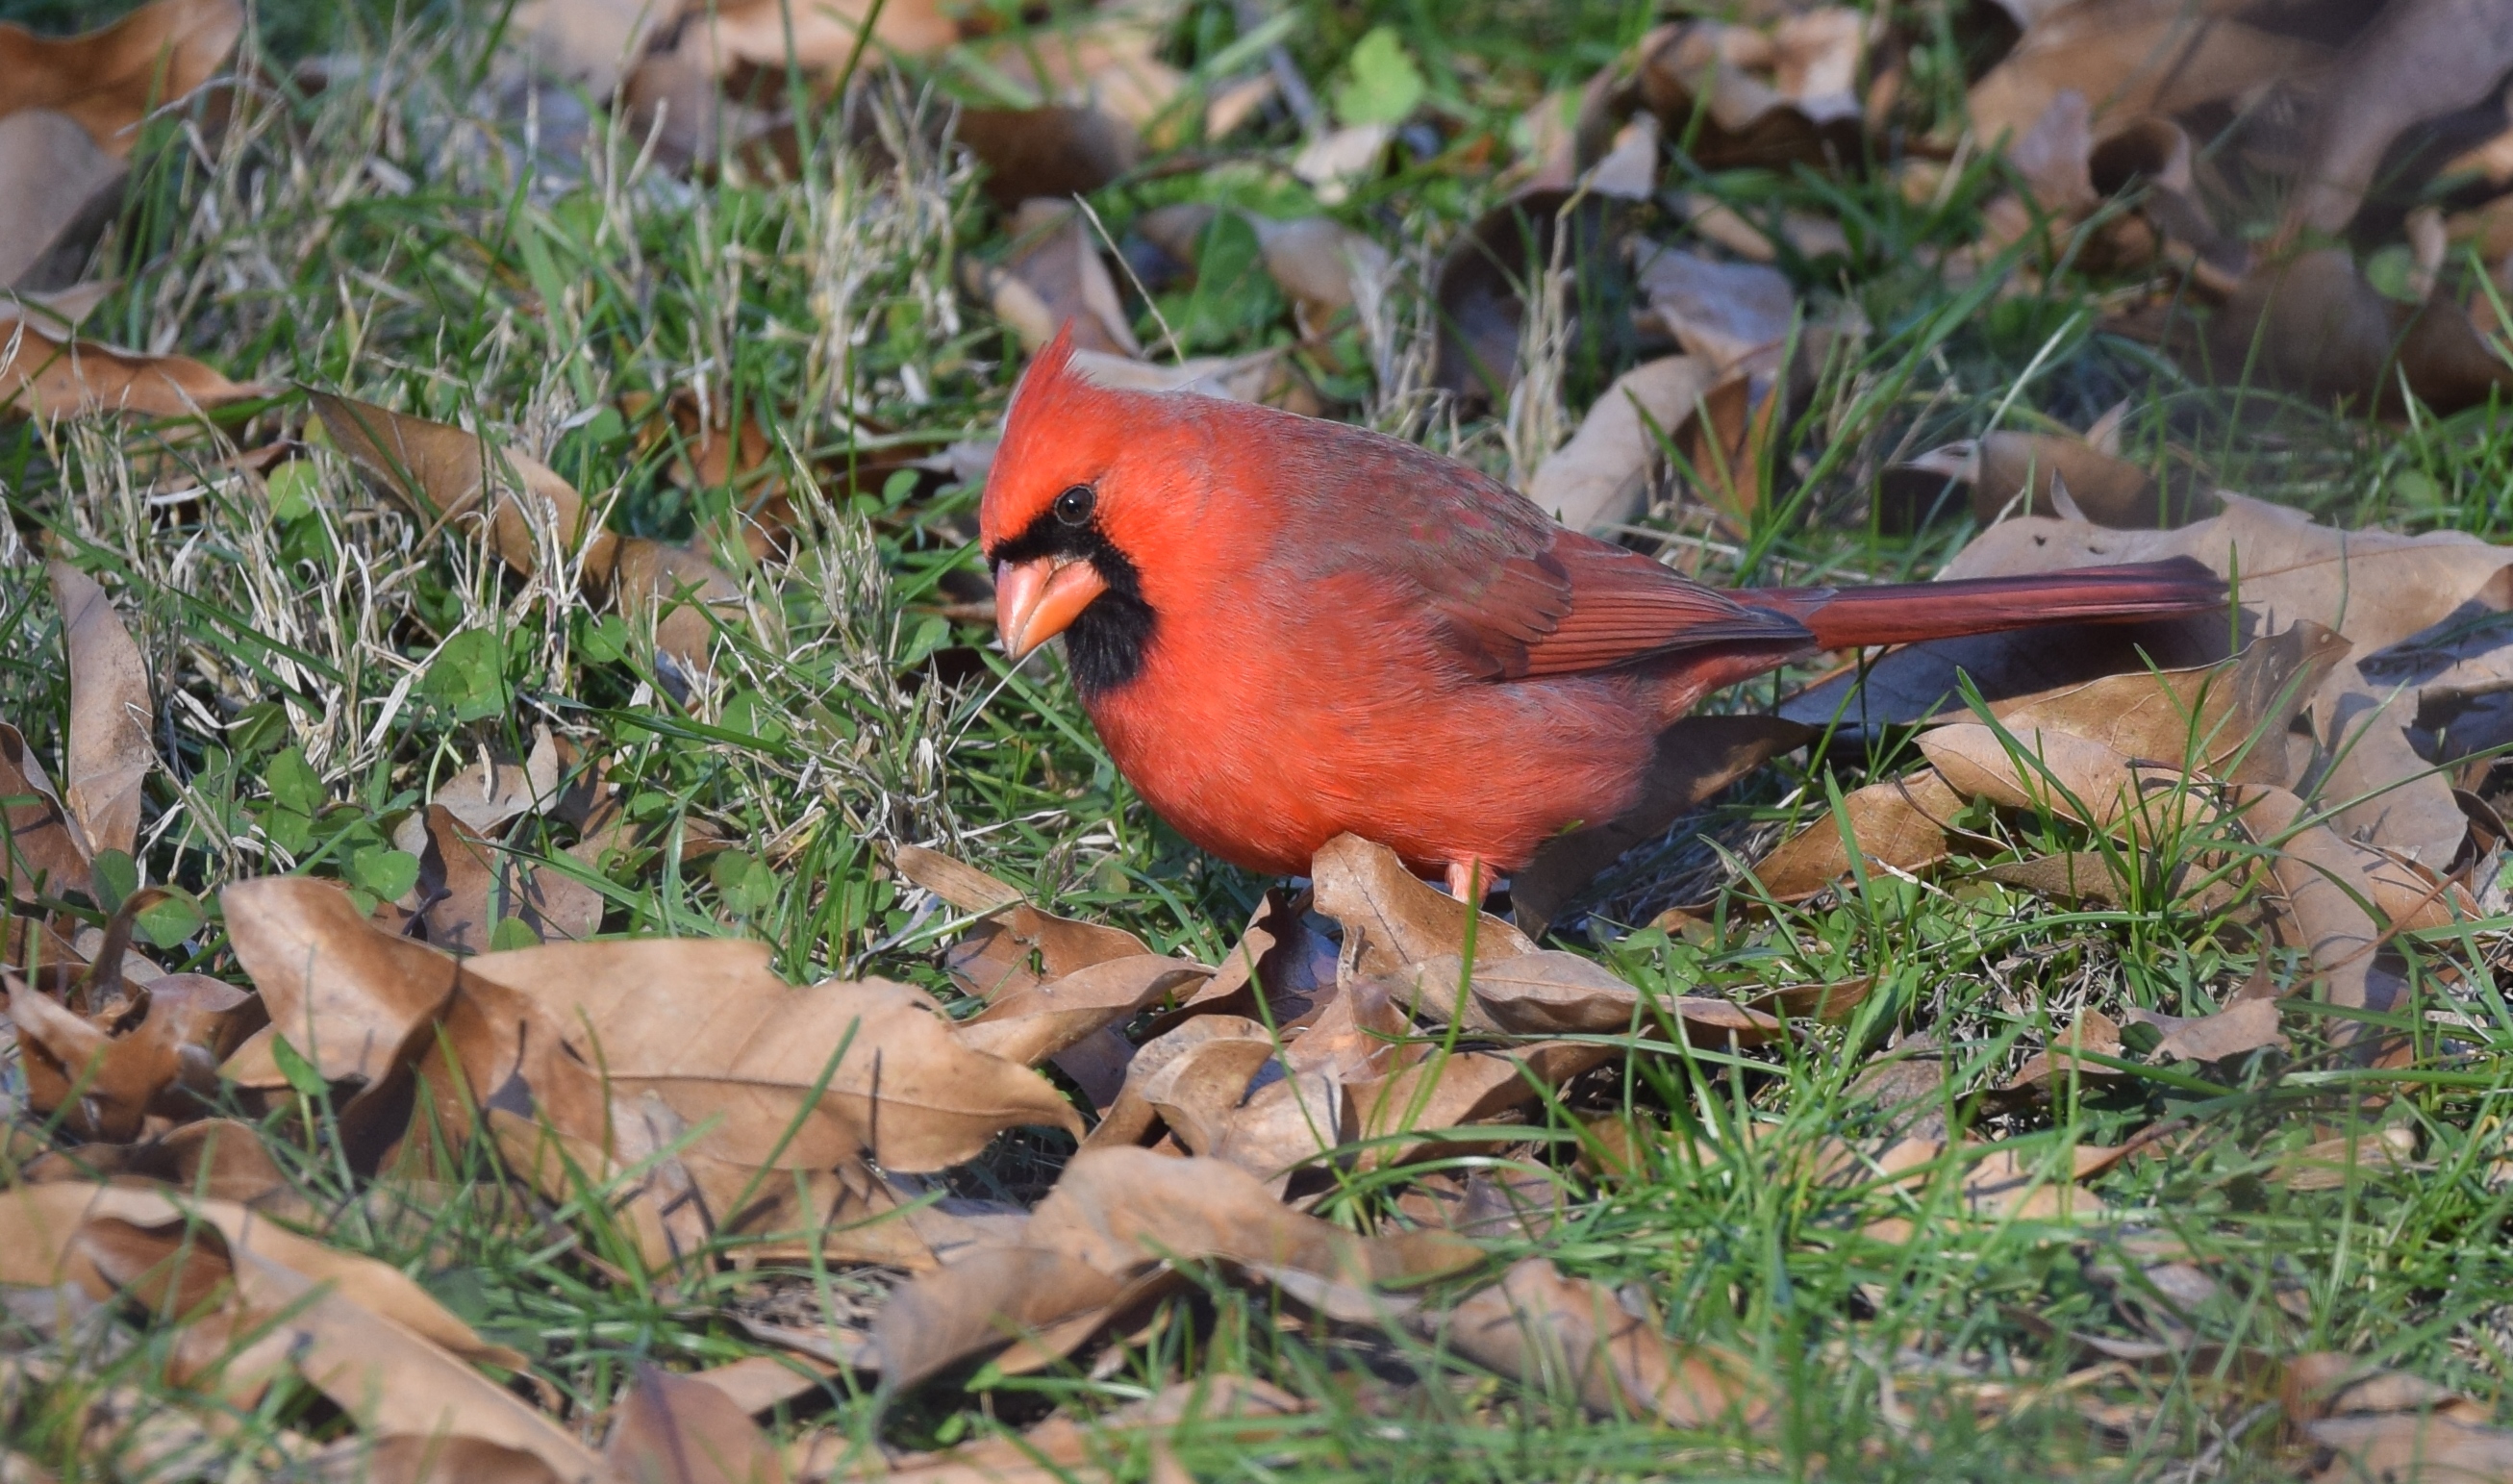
978,325,1183,695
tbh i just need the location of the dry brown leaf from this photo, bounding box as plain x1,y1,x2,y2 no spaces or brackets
1749,767,1964,899
945,902,1156,1004
2284,1349,2513,1481
2001,1008,2124,1092
873,1145,1477,1391
955,107,1142,209
303,1437,564,1484
428,729,561,837
1160,889,1336,1029
2273,1126,2418,1192
1629,14,1867,171
47,563,151,860
1443,1257,1766,1428
1968,1,2325,151
1885,429,2215,531
966,199,1140,357
2205,248,2513,415
1310,833,1532,980
219,877,457,1094
1919,723,2212,842
1988,622,2349,783
956,954,1210,1069
1804,494,2513,865
0,721,91,901
607,1364,786,1484
691,0,956,75
870,1245,1133,1392
0,110,124,289
1081,1014,1275,1154
2235,785,2412,1029
310,392,610,583
1524,355,1717,535
1,317,262,421
0,0,243,156
612,536,741,680
892,843,1022,915
688,1355,834,1418
10,972,257,1140
1628,241,1795,376
2141,998,2286,1062
460,938,1085,1174
2279,0,2513,242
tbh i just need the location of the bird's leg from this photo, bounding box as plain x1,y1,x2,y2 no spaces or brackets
1444,856,1488,902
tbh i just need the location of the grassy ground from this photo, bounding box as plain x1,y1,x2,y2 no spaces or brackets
5,0,2513,1479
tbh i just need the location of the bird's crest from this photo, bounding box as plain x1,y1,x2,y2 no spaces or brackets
981,322,1128,553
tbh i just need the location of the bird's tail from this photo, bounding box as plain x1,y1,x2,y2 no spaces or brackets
1737,557,2227,651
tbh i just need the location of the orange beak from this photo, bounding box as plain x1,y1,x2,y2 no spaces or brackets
994,556,1110,661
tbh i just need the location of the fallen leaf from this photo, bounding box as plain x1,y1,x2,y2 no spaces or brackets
1524,355,1717,534
955,107,1141,208
302,1437,564,1484
426,729,561,836
1918,723,2211,842
1967,0,2324,154
1627,14,1867,171
687,1355,833,1418
871,1245,1133,1391
1309,833,1532,980
46,563,151,861
0,721,92,900
1802,494,2513,865
2203,247,2513,415
1749,767,1964,899
1081,1014,1275,1154
956,954,1211,1069
2278,0,2513,242
1442,1257,1766,1427
2273,1126,2418,1191
0,110,123,290
310,392,610,582
0,0,244,156
1,318,262,420
892,843,1021,915
2139,998,2287,1062
691,0,955,75
612,536,742,680
1628,241,1795,375
1160,889,1336,1028
9,972,258,1140
1883,428,2216,531
219,877,455,1106
607,1364,786,1484
460,938,1085,1174
965,199,1140,357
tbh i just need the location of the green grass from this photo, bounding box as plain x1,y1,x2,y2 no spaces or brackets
5,0,2513,1479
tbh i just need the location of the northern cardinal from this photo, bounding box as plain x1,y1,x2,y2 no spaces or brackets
982,330,2224,895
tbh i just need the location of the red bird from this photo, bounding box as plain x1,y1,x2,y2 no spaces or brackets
981,330,2224,897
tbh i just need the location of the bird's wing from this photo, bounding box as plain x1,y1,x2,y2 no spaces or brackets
1291,419,1810,680
1394,517,1810,680
1502,531,1813,677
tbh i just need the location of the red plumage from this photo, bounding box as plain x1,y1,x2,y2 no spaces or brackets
981,328,2224,885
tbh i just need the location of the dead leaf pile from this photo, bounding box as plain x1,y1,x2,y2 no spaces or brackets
1953,0,2513,414
1760,493,2513,1073
0,0,265,421
310,391,744,683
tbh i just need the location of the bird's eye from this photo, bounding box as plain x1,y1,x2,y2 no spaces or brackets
1053,485,1095,526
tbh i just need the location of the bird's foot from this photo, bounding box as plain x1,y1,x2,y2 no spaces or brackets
1444,857,1490,902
